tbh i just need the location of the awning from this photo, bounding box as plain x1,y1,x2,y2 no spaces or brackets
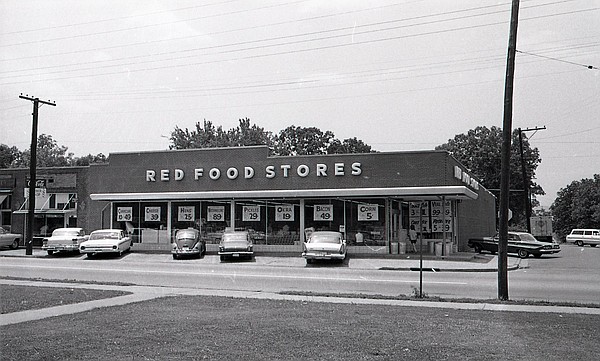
90,186,478,202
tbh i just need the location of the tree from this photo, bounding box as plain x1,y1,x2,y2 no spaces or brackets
327,137,375,154
15,134,74,168
436,126,543,229
168,118,374,156
0,144,22,168
72,153,109,166
273,126,335,156
551,175,600,239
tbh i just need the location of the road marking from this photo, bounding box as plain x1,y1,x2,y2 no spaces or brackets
0,264,468,285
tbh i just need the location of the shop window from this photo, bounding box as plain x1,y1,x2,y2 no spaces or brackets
201,201,231,244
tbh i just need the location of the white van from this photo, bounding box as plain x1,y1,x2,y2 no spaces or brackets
566,229,600,247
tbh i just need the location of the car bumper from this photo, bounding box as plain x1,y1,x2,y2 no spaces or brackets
80,247,119,254
42,245,79,251
218,251,253,257
303,252,346,260
172,248,200,255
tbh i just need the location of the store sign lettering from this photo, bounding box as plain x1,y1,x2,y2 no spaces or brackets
453,166,480,190
145,162,362,182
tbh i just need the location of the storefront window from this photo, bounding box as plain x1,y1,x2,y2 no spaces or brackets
201,201,231,244
344,198,387,246
171,201,200,237
234,200,301,245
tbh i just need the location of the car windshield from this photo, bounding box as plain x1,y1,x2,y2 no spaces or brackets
176,231,196,240
52,229,80,237
222,233,248,242
309,233,341,244
89,231,119,240
518,233,537,242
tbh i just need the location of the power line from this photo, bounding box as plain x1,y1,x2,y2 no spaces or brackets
517,50,599,69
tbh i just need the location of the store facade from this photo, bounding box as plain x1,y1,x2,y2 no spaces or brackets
1,146,496,254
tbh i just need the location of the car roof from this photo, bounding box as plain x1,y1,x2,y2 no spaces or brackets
91,229,122,233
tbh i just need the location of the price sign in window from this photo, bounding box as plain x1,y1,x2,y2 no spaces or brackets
275,205,294,221
145,207,161,222
243,206,261,222
207,206,225,222
117,207,133,222
358,204,379,221
314,204,333,221
178,206,195,222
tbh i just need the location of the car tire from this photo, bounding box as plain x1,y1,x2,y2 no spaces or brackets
474,245,482,254
47,250,54,256
220,255,226,262
533,254,542,258
87,253,95,259
590,244,597,247
518,249,529,259
306,259,313,264
576,240,584,247
10,239,19,249
172,254,178,260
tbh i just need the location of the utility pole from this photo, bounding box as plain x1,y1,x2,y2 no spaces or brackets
19,94,56,255
518,126,546,233
498,0,520,301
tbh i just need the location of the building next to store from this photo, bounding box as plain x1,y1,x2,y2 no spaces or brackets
0,146,496,255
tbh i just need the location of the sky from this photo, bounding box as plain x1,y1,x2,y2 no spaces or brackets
0,0,598,208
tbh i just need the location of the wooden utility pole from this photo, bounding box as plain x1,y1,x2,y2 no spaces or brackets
19,94,56,255
499,0,520,301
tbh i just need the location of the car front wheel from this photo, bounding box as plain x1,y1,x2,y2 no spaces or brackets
10,240,19,249
518,249,529,258
47,250,54,256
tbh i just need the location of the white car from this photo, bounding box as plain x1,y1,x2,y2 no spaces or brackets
80,229,132,258
566,229,600,247
42,228,88,255
0,226,21,249
302,231,347,264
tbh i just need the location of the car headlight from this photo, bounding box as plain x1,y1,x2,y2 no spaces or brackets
80,246,86,250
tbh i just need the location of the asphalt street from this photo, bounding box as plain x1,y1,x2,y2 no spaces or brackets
1,244,598,304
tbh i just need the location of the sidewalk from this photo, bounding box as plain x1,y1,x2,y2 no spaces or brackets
0,247,520,272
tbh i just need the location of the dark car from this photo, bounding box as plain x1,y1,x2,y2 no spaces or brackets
171,228,205,259
468,231,561,258
218,231,253,261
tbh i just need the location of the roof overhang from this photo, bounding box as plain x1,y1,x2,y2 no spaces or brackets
90,186,478,201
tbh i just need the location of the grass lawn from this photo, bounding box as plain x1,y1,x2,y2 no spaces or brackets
1,286,599,360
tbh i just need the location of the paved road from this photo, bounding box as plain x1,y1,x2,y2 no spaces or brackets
0,244,598,303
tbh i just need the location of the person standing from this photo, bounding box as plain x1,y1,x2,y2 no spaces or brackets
409,225,418,253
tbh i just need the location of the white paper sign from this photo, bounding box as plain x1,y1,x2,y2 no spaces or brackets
358,204,379,221
207,206,225,222
431,200,452,233
314,204,333,221
145,206,161,222
275,205,294,221
409,202,430,233
243,206,261,221
117,207,133,222
178,206,195,222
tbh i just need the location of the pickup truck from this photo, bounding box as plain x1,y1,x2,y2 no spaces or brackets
468,231,560,259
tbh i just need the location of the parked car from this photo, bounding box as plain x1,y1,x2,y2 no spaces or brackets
218,231,253,261
0,226,20,249
566,229,600,247
80,229,132,258
172,228,205,259
468,231,561,258
42,227,88,255
302,231,347,264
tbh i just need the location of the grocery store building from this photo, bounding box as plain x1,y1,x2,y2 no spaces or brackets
0,146,496,255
